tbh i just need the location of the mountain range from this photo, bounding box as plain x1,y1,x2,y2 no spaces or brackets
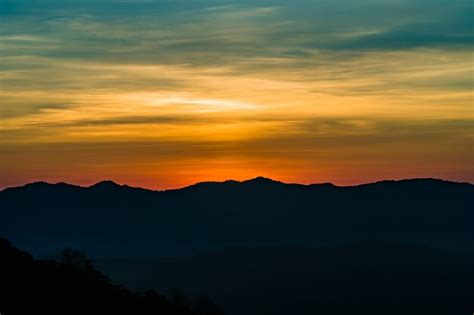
1,177,473,314
1,177,472,257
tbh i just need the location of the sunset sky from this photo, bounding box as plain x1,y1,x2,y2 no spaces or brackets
1,0,473,189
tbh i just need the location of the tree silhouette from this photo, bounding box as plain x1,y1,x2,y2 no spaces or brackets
0,237,224,315
59,248,93,269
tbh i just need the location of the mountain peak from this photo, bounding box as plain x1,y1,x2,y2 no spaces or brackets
244,176,282,185
89,180,121,189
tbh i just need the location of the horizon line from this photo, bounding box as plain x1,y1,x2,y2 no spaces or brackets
2,176,472,193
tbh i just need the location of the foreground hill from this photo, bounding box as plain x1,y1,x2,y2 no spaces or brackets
0,237,220,315
0,178,472,256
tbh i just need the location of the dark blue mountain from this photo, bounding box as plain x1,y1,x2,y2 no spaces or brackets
0,178,472,257
97,241,474,315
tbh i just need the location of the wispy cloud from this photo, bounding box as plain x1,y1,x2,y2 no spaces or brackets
0,0,473,187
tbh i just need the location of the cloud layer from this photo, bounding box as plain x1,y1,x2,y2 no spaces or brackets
1,0,473,188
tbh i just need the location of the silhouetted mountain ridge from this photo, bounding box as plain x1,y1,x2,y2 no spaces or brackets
4,177,469,193
0,177,472,257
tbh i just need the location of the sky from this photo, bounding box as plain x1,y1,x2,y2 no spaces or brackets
0,0,473,189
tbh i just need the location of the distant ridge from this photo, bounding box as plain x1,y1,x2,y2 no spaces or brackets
1,176,472,257
2,176,471,193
